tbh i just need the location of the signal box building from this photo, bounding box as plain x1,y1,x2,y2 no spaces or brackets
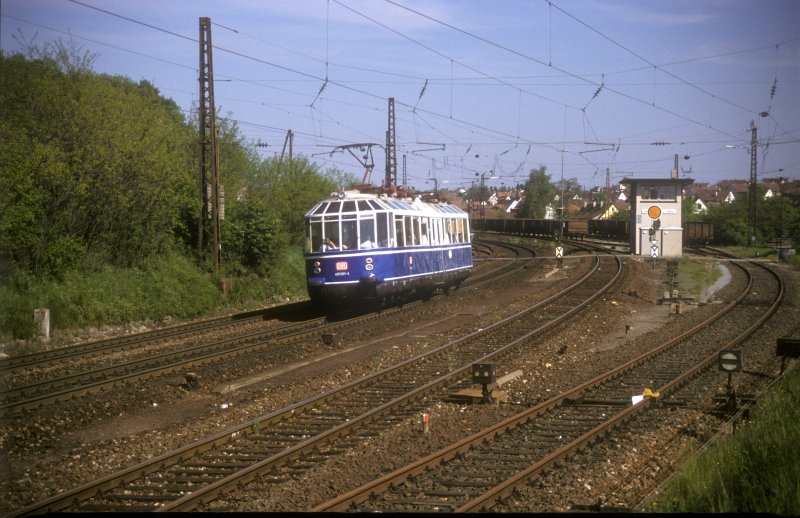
621,178,694,258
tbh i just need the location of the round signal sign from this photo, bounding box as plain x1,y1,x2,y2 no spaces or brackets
647,205,662,219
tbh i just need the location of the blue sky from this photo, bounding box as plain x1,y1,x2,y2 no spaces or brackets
2,0,799,192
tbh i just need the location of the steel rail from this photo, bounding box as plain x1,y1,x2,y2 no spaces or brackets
0,313,268,372
0,317,326,416
0,241,524,417
157,254,619,512
311,258,783,513
13,248,614,515
458,258,783,513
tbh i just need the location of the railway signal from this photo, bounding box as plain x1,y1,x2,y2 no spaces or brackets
717,350,743,413
472,363,496,404
719,350,742,373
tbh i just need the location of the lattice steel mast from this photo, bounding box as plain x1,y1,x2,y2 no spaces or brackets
198,17,221,271
385,97,397,190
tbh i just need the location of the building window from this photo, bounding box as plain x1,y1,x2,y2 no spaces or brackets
641,184,676,201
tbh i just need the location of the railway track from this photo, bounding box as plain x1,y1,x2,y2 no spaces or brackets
312,257,784,512
0,308,283,372
12,244,618,514
0,241,529,418
0,314,329,416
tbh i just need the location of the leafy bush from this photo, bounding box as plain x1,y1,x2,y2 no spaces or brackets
0,254,221,340
655,366,800,514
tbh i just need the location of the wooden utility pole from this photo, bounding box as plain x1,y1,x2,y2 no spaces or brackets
198,17,221,271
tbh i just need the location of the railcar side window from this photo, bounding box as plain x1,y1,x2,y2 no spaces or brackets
377,212,390,247
395,215,405,247
446,219,456,244
405,216,416,246
420,218,430,245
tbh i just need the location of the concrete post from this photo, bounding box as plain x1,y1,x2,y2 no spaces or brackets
34,308,50,342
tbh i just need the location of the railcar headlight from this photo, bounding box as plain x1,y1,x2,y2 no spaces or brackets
313,267,322,274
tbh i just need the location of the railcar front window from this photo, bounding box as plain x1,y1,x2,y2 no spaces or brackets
324,217,341,251
359,218,376,249
342,218,357,250
308,218,323,253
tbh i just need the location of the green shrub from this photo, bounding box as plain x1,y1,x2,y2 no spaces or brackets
654,366,800,514
222,246,307,306
0,253,222,341
0,249,311,343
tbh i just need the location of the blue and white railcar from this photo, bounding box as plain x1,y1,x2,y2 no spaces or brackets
303,190,473,305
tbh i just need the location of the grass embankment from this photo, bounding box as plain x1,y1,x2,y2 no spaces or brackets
653,363,800,514
670,258,722,300
0,248,307,348
724,245,800,267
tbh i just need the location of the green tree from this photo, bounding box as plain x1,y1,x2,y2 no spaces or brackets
0,52,196,275
705,200,750,246
220,151,339,274
517,166,555,219
554,177,582,199
611,207,630,221
759,195,800,246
